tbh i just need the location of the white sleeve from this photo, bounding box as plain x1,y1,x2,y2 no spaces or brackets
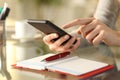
94,0,120,29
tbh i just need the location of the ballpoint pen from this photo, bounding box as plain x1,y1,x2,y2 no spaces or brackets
0,3,10,20
43,52,70,62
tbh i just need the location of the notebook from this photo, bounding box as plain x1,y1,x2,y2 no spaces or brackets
13,53,114,79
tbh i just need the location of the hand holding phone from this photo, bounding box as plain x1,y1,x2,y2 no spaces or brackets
27,19,77,44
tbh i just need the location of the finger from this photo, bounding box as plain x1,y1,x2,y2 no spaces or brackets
92,31,104,45
54,35,70,47
77,25,86,37
80,19,98,37
77,19,97,37
68,38,81,51
48,35,70,51
55,36,80,52
43,33,59,44
85,27,99,43
49,35,70,51
62,18,94,29
62,36,76,50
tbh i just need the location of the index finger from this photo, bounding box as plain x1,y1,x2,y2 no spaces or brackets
62,18,94,29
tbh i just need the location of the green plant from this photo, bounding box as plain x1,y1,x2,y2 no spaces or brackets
37,0,62,5
19,0,63,6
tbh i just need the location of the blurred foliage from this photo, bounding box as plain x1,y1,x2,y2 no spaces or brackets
36,0,62,5
34,39,54,55
19,0,63,6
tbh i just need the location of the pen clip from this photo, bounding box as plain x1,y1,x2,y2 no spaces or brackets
43,52,70,62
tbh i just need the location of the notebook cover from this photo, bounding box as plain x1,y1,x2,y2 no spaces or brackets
12,64,114,79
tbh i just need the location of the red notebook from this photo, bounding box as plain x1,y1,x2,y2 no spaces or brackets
12,53,114,79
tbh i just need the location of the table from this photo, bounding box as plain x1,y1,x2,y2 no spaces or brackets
0,39,118,80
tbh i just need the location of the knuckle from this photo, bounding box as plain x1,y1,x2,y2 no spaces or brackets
94,19,99,23
43,37,49,44
86,36,91,41
93,19,99,25
79,26,83,31
75,18,81,22
101,30,105,38
101,30,105,35
92,40,99,45
79,25,85,32
92,41,97,45
61,35,69,41
97,25,101,29
49,45,56,50
57,48,66,52
63,45,70,50
61,48,66,52
49,46,54,50
43,37,46,42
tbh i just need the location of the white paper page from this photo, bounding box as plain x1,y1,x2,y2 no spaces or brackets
16,54,55,70
47,56,108,75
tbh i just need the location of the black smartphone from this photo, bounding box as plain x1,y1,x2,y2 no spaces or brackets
27,19,76,44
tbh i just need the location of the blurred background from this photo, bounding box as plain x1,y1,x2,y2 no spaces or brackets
1,0,120,69
0,0,98,33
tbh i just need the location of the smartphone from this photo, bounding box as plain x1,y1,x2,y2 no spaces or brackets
27,19,76,44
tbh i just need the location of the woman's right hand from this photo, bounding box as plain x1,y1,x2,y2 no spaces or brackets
63,18,120,46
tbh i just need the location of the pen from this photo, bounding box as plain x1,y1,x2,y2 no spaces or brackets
0,7,10,20
43,52,70,62
0,3,10,20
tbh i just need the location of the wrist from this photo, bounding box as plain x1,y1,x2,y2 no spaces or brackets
115,31,120,46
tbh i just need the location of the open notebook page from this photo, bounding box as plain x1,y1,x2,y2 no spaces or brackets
47,56,108,76
16,54,55,70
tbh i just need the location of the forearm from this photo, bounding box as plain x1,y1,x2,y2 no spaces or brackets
94,0,120,29
104,30,120,46
115,31,120,46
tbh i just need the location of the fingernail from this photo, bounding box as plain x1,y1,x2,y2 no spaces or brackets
64,35,69,39
54,34,58,37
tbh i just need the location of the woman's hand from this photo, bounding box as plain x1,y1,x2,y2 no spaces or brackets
42,18,94,52
63,18,120,46
43,33,80,52
77,19,120,46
